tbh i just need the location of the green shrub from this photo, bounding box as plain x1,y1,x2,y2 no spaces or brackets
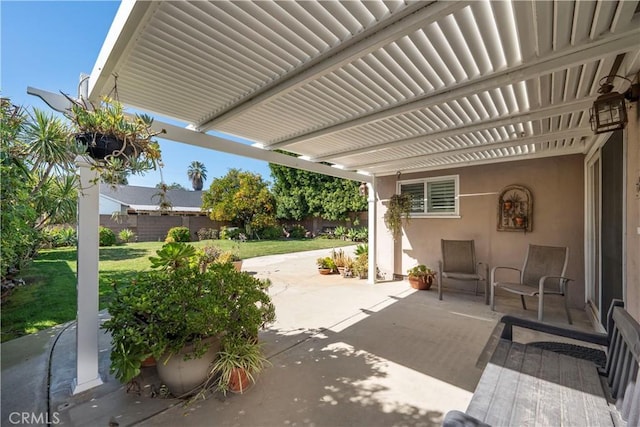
99,226,116,247
118,228,136,243
259,225,283,240
289,224,307,239
219,226,242,240
196,227,218,241
165,226,191,242
42,226,77,248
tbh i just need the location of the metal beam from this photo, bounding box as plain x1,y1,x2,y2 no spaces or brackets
265,28,640,150
150,120,371,183
366,145,587,176
196,1,469,131
354,128,591,171
311,98,595,162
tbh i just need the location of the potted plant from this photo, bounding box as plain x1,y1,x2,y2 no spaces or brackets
217,249,243,271
407,264,436,290
209,334,270,394
383,194,412,240
503,192,522,211
65,96,165,184
317,257,335,275
332,248,347,275
102,243,275,397
353,254,368,279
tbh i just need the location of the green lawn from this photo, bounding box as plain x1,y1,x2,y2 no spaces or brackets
1,238,356,342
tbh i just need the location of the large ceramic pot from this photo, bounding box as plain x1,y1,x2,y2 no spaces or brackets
156,336,221,396
409,275,433,291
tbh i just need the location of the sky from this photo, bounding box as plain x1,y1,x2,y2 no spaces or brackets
1,0,273,189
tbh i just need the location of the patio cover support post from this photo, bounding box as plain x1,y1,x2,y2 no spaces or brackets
367,180,376,284
73,158,103,394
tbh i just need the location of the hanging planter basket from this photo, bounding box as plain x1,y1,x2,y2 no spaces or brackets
76,132,135,161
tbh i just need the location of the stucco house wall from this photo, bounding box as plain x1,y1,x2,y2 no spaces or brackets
376,154,585,308
625,103,640,320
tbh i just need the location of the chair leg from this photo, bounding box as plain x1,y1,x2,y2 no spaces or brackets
438,274,443,301
474,280,478,296
490,284,495,311
537,293,544,322
563,294,572,325
521,295,527,310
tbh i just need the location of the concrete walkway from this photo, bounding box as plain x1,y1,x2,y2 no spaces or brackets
1,246,596,426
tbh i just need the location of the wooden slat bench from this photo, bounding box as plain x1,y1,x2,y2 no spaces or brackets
443,300,640,427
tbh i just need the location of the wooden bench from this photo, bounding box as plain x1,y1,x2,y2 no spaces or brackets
443,300,640,426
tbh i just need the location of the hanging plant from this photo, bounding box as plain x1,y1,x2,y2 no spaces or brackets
64,94,165,186
383,193,412,240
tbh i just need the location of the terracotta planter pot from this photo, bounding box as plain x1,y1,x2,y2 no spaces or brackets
409,275,433,290
228,367,253,394
318,268,331,275
140,356,156,368
156,336,221,396
232,260,243,272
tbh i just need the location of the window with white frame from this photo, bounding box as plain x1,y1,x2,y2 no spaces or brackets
398,175,459,217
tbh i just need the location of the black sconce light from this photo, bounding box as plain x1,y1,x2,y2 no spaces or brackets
359,182,368,197
589,75,639,135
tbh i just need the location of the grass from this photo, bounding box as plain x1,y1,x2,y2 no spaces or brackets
1,238,356,342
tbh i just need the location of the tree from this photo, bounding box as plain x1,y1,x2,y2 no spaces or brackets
187,161,207,191
0,98,81,281
201,169,275,234
156,182,186,190
269,159,367,221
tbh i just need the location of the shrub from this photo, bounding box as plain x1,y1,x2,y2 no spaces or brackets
288,224,307,239
41,225,77,248
166,226,191,243
220,226,242,240
259,225,283,240
99,226,117,247
118,228,136,243
334,226,347,240
196,227,218,241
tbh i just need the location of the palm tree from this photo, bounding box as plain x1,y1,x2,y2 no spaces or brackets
187,161,207,191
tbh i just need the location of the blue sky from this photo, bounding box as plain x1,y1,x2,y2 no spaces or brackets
1,1,273,189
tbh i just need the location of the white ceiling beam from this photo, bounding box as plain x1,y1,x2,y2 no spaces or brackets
311,97,595,162
353,127,591,171
368,145,587,176
149,120,371,183
197,1,470,131
266,27,640,150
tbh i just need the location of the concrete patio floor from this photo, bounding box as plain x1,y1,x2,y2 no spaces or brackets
1,246,598,426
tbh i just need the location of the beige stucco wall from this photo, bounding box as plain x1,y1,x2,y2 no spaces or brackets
375,154,585,308
625,102,640,320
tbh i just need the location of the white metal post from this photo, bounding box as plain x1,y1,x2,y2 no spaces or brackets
367,180,377,284
73,159,103,394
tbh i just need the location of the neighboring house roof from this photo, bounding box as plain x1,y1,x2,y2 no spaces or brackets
99,184,205,213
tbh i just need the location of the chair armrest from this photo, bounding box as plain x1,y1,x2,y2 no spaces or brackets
490,266,520,283
442,410,490,427
499,315,608,346
538,275,572,293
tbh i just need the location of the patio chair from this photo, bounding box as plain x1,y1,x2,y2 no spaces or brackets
438,240,489,304
490,244,572,324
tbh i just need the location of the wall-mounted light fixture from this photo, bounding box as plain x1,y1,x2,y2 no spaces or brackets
589,77,628,134
589,75,640,135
